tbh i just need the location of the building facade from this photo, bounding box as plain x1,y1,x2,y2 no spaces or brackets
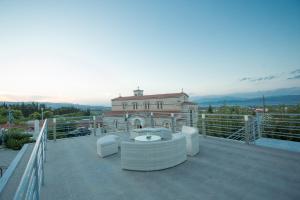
103,88,198,132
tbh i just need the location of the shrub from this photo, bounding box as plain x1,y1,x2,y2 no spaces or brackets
6,138,22,150
4,132,35,150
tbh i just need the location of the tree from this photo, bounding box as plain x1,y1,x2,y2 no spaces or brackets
86,108,91,116
44,111,54,119
208,105,213,113
30,112,41,120
12,110,24,120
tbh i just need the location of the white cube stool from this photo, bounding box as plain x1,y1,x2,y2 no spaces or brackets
182,126,200,156
105,135,121,147
97,136,118,157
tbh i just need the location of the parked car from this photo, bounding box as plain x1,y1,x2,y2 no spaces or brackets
68,127,91,137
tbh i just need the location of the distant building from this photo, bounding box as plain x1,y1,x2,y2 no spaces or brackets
103,88,198,132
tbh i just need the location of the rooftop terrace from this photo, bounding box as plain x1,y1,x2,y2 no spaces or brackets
1,113,300,200
38,134,300,200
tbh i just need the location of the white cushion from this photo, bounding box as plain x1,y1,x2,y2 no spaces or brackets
105,135,121,147
97,136,118,157
181,126,199,156
182,126,198,135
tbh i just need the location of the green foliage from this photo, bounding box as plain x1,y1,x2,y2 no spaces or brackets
12,110,24,120
53,107,81,115
266,104,300,113
0,107,7,123
44,111,54,118
0,103,93,124
214,105,253,115
7,128,26,134
30,112,41,120
4,131,34,150
207,105,213,113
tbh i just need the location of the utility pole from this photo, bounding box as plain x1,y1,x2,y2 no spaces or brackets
262,95,266,113
8,107,13,129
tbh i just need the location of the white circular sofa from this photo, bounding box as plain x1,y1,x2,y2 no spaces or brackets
121,134,187,171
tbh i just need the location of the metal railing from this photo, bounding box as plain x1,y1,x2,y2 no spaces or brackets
261,113,300,141
49,116,98,140
46,111,198,139
198,114,259,144
14,119,48,200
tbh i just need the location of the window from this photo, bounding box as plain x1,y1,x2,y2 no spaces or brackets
156,101,163,109
115,120,118,128
144,101,150,110
190,110,193,126
122,102,127,110
132,102,138,110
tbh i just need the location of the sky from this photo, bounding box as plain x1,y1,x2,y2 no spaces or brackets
0,0,299,105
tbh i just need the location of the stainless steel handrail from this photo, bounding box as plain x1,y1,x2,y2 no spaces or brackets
14,119,48,200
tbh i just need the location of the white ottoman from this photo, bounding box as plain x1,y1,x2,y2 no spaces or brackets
182,126,200,156
105,135,121,147
97,136,118,157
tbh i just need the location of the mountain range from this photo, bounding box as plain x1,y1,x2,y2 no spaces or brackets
1,87,300,108
191,87,300,107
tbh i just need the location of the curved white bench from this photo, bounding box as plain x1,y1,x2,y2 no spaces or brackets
121,134,187,171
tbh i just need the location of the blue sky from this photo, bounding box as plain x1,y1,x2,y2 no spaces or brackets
0,0,299,105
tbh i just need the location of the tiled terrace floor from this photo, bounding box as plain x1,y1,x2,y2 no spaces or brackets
41,134,300,200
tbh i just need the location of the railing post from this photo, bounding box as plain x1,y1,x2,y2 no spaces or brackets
34,120,40,139
42,133,45,186
190,110,193,127
53,118,56,142
202,114,206,137
244,115,249,144
0,128,4,145
34,156,40,200
45,120,48,152
257,113,262,138
93,116,96,136
126,113,129,133
150,112,154,128
171,113,175,133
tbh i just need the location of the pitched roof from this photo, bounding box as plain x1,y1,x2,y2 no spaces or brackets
181,101,198,105
103,110,182,117
112,92,188,101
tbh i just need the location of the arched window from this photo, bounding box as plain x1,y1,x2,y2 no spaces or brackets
134,119,142,129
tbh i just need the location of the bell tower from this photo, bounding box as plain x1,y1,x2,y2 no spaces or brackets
133,87,144,96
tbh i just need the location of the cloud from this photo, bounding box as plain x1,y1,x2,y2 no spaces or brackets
240,77,251,81
0,94,71,103
290,69,300,74
287,69,300,80
240,75,276,82
287,75,300,80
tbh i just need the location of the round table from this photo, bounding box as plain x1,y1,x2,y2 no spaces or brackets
134,135,161,142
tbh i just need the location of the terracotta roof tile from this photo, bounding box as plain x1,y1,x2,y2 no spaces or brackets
103,110,182,117
181,101,198,105
111,92,188,101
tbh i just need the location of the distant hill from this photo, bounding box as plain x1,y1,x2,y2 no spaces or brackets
193,95,300,107
191,87,300,107
0,101,111,111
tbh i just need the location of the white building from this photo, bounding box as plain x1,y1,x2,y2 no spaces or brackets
103,88,198,132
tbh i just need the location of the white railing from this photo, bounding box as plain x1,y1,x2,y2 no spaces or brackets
14,119,48,200
198,114,259,144
261,113,300,141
